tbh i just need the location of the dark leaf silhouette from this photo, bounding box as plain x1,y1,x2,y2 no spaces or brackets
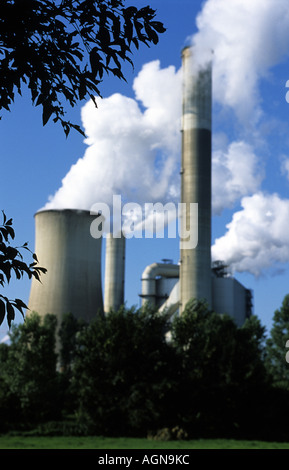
0,0,166,136
0,211,47,326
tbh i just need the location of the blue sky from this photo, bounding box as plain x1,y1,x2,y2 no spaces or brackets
2,0,289,341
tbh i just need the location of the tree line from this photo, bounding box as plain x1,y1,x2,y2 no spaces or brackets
1,296,289,441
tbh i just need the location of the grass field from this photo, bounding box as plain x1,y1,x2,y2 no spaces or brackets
1,435,289,449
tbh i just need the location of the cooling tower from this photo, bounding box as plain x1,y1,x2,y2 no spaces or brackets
104,233,126,313
27,209,103,323
179,46,212,312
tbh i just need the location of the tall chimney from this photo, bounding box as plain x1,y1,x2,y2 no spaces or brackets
104,233,126,313
179,47,212,312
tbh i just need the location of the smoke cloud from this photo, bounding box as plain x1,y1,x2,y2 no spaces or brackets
44,61,262,218
44,61,182,212
212,192,289,276
192,0,289,126
193,0,289,276
212,139,263,214
43,0,289,276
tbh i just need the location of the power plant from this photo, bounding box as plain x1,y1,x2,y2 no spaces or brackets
27,47,252,328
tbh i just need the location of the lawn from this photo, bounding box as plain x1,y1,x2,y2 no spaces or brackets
1,435,289,449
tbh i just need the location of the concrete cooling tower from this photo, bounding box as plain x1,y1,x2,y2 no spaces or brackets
27,209,103,324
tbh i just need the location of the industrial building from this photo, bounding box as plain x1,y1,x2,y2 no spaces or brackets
140,260,253,327
27,46,252,328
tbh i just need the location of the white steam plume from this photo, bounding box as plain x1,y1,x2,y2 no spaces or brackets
44,61,182,214
44,62,262,219
212,139,263,215
212,192,289,276
43,0,289,276
192,0,289,126
193,0,289,277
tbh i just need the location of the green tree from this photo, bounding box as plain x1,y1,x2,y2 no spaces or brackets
266,294,289,389
171,299,269,438
57,312,88,416
241,314,267,354
72,305,177,436
58,312,87,372
1,312,61,424
0,0,166,136
262,295,289,441
0,342,20,432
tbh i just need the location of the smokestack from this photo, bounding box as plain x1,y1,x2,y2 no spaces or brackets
104,233,126,313
179,46,212,312
27,209,103,324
